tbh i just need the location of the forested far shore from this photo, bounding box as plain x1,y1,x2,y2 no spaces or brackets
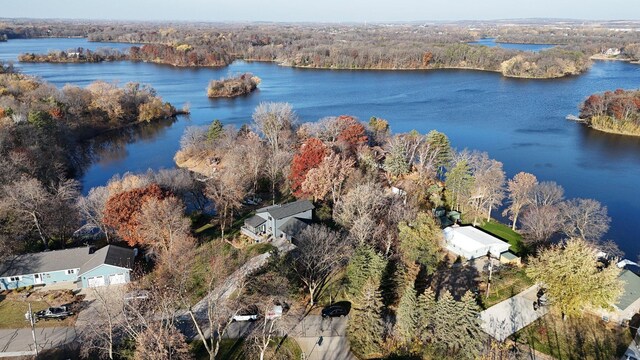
8,19,639,78
578,89,640,136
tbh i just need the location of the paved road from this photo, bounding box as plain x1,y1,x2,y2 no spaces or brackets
480,284,548,341
296,336,356,360
0,327,76,357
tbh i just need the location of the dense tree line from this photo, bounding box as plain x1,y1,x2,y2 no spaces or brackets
579,89,640,135
3,19,622,78
19,47,127,63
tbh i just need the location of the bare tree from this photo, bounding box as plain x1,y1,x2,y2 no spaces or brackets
560,198,611,242
520,205,563,246
252,102,297,152
264,149,293,205
533,181,564,207
334,182,386,229
78,286,126,360
502,172,538,230
290,224,351,306
205,167,248,240
466,152,506,225
302,151,355,204
77,186,111,242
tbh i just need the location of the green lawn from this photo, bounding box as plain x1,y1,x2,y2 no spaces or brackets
515,313,632,360
480,266,534,308
479,221,526,256
0,295,77,328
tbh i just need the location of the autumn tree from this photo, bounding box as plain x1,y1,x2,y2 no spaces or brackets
137,196,196,288
560,198,611,242
134,325,192,360
526,238,623,318
102,183,170,246
290,224,351,306
336,115,368,150
289,137,327,197
503,172,538,230
302,151,355,203
398,212,444,273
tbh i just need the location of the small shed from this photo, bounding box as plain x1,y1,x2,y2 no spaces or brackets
499,251,522,266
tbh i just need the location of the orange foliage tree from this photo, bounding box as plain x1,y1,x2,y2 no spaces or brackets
102,184,171,246
289,137,328,197
337,117,368,150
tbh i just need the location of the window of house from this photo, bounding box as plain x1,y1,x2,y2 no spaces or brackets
9,276,21,282
66,269,76,275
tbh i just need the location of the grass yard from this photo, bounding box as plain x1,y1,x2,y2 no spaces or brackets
480,265,534,309
0,295,77,328
515,312,632,360
479,220,527,256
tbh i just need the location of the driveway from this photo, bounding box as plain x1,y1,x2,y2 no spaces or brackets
480,284,548,341
0,327,76,358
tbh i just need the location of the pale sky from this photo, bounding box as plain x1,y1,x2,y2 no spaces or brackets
3,0,639,22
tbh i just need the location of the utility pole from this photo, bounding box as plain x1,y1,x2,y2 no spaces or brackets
485,251,493,299
26,303,39,356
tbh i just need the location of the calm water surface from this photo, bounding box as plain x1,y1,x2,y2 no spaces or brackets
2,38,640,256
469,38,555,52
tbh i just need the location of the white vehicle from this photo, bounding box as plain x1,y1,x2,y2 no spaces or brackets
232,314,259,322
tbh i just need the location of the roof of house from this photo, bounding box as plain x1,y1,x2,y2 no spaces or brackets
443,225,511,255
616,270,640,311
256,200,314,220
278,217,311,236
245,214,267,228
79,245,135,275
0,245,134,278
501,251,518,260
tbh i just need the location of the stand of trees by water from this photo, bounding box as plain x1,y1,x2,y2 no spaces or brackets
18,47,127,63
579,89,640,136
0,63,182,252
8,19,640,78
207,73,260,98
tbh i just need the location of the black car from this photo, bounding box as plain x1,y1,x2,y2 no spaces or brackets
34,306,73,321
321,302,351,318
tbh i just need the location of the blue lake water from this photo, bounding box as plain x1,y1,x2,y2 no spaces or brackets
469,38,555,52
2,38,640,256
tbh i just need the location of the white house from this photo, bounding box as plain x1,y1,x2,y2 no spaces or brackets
592,269,640,325
443,225,511,260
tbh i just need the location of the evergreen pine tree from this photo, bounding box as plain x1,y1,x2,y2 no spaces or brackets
207,119,224,141
425,130,453,172
383,142,410,177
416,287,436,344
345,245,387,299
444,159,474,212
394,283,418,345
347,279,386,358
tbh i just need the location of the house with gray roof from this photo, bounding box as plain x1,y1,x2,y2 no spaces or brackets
0,245,135,290
241,200,314,242
592,269,640,325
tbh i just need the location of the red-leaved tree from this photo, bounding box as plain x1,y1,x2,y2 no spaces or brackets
102,184,171,246
337,116,368,150
289,137,327,197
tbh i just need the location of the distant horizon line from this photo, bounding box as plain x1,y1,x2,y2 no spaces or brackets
2,17,640,25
